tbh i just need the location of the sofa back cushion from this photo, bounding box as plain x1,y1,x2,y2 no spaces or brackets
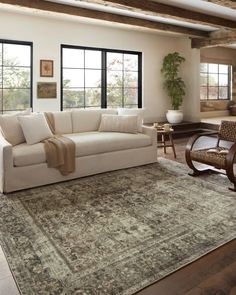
51,111,72,134
118,108,145,132
72,109,117,133
0,109,31,146
99,114,138,134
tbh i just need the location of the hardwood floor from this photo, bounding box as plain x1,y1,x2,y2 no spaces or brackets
0,137,235,295
0,247,19,295
136,137,236,295
136,239,236,295
157,137,188,164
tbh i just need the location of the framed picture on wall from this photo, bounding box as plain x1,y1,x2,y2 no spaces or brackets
37,82,57,98
40,60,54,77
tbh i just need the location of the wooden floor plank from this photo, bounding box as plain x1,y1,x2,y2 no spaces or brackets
137,137,236,295
194,261,236,294
0,276,20,295
0,262,12,280
184,287,203,295
137,239,236,294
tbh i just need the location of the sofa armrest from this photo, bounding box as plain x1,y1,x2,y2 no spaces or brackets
0,134,13,176
141,126,157,147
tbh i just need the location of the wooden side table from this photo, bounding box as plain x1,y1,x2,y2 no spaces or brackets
156,128,176,158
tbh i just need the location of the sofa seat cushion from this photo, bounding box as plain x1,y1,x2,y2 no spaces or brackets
13,132,152,167
13,142,46,167
65,132,151,157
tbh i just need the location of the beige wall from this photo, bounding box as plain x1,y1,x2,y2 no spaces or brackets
200,46,236,114
0,10,200,122
201,47,236,66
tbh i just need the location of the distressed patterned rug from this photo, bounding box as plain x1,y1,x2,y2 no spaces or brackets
0,158,236,295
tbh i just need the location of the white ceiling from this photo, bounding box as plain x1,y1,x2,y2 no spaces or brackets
46,0,216,31
154,0,236,21
225,44,236,49
46,0,236,47
1,0,236,46
47,0,236,31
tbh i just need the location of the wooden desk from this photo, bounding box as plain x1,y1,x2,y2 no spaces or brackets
156,128,176,158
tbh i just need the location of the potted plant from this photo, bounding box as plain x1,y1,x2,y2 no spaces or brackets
161,52,186,123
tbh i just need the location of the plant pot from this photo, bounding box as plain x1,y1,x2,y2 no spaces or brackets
166,110,183,124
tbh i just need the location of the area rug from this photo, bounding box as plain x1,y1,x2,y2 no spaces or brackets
0,158,235,295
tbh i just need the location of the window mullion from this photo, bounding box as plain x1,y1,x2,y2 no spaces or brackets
207,64,209,100
218,64,219,100
1,43,3,114
83,50,86,108
101,50,106,108
138,53,142,108
228,65,231,100
122,54,124,108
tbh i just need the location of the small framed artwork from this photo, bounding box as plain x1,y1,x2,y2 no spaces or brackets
37,82,57,99
40,60,54,77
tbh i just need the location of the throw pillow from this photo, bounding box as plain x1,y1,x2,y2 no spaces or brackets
99,114,138,134
18,113,53,145
0,109,31,146
117,108,145,132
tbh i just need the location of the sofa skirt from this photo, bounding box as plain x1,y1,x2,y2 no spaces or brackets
3,146,157,193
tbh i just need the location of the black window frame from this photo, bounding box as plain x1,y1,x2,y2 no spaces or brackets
0,39,33,114
200,63,231,101
61,44,142,110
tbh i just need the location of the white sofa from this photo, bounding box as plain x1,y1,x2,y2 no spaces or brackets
0,109,157,193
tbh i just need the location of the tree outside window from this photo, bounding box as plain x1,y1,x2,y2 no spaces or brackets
200,63,231,101
61,46,142,110
0,41,32,113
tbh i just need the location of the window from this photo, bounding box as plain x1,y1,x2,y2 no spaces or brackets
61,45,142,110
0,40,32,113
200,63,231,100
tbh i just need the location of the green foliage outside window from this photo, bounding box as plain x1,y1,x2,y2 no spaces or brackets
0,42,31,113
62,47,140,109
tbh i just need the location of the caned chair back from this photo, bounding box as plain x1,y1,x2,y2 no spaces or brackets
218,120,236,142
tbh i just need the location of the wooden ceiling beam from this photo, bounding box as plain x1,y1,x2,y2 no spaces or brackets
203,0,236,9
210,28,236,39
76,0,236,29
0,0,210,37
191,29,236,48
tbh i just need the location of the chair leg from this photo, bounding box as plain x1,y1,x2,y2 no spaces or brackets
226,175,236,192
188,170,201,177
162,134,166,154
225,158,236,193
228,185,236,192
185,148,212,177
188,169,211,177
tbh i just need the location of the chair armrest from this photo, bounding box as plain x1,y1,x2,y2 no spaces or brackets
226,142,236,183
186,131,218,152
141,126,157,146
185,131,219,165
226,142,236,164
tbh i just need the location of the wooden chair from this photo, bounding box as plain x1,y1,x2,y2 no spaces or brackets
185,120,236,192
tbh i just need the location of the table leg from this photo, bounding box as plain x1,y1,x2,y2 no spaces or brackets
169,133,176,158
162,134,166,154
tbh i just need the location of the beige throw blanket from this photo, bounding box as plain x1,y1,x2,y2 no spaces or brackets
44,112,76,176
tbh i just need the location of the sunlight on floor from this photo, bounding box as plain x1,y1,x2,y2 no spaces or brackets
201,116,236,125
